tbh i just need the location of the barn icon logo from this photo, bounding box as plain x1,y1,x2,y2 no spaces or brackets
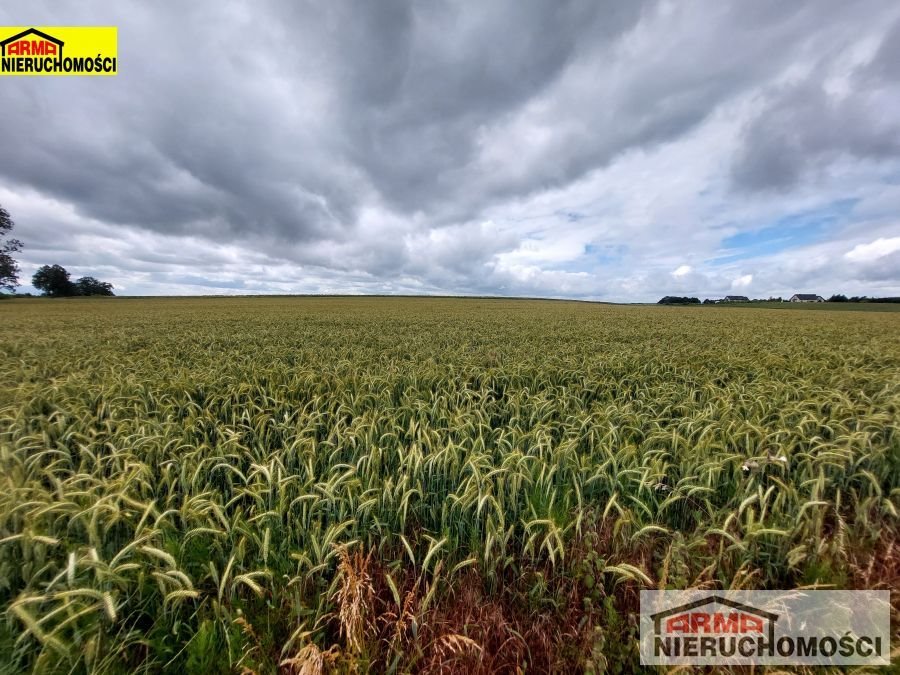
0,28,63,58
0,26,117,76
650,595,778,659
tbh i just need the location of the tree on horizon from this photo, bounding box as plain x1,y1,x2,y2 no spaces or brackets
0,205,23,292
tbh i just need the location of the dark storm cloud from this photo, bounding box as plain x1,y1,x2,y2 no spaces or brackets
732,84,900,192
867,17,900,84
0,1,367,244
853,251,900,283
324,1,642,216
731,15,900,192
315,0,894,224
0,0,651,255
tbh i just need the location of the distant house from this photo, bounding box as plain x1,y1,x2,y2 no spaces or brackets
789,294,824,303
722,295,749,302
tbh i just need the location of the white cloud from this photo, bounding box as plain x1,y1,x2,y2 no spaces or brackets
732,274,753,289
845,236,900,262
672,265,692,277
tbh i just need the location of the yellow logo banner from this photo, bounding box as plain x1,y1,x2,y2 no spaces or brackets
0,26,117,76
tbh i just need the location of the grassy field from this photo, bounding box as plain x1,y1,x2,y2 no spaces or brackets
706,301,900,312
1,297,898,673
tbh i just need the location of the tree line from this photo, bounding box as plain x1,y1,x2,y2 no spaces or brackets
0,205,21,293
0,204,115,297
32,264,115,297
825,294,900,303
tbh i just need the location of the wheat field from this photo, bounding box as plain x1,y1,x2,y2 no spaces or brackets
1,297,898,673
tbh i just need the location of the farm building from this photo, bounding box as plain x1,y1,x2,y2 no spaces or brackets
790,294,824,302
722,295,750,302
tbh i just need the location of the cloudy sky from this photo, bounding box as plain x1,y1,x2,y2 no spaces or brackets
2,1,900,301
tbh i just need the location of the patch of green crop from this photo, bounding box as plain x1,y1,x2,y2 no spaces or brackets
1,297,897,673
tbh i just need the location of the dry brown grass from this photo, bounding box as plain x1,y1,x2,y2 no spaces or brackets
280,643,339,675
333,546,375,656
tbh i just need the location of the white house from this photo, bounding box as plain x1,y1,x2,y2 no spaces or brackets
789,294,824,303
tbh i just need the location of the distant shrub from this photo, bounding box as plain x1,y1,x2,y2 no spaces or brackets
833,295,899,303
32,265,115,297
